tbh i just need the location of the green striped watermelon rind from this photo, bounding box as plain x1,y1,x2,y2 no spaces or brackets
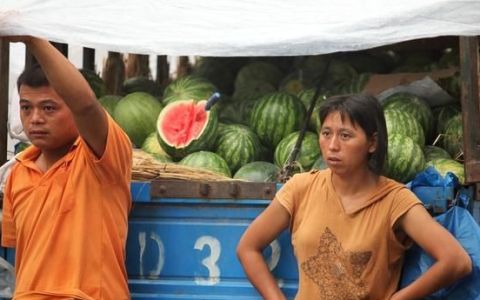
162,76,217,105
423,145,451,162
441,113,463,159
179,151,232,177
249,92,307,148
233,161,280,182
214,124,262,173
384,108,425,147
385,134,426,183
274,131,320,170
382,92,434,140
113,92,164,147
432,104,461,137
141,132,172,163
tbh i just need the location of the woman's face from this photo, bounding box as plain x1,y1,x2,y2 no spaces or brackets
319,111,377,175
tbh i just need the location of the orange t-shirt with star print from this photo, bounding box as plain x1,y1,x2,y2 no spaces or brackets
276,169,422,300
2,115,132,300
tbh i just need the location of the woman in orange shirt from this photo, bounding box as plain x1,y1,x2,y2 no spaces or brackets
237,94,471,300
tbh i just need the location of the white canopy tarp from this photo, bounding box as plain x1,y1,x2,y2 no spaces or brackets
1,0,480,56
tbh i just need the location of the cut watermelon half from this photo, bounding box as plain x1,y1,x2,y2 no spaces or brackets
157,99,218,159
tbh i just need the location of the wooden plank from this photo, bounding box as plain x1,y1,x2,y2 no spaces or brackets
51,42,68,57
0,40,9,166
150,179,276,200
459,36,480,184
372,36,458,52
82,47,95,71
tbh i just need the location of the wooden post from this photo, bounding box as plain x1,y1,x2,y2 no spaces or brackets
82,47,96,71
126,54,150,79
156,55,170,89
459,37,480,190
102,52,125,95
176,56,192,78
0,40,9,165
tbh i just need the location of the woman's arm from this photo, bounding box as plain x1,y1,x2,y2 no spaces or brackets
236,199,291,300
391,205,472,300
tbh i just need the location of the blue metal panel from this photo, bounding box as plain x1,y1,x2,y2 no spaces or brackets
127,182,298,299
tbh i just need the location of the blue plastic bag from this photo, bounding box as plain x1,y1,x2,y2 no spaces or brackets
400,205,480,299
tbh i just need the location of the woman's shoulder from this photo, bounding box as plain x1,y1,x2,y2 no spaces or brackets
287,168,330,186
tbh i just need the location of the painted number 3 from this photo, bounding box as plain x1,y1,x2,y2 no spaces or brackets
194,236,221,286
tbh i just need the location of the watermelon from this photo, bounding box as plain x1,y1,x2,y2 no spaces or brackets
385,134,426,183
333,73,370,95
233,161,280,182
179,151,231,177
426,158,465,184
98,95,121,117
123,76,163,97
382,92,434,140
297,89,326,132
323,59,358,90
216,101,244,124
274,131,320,170
384,108,425,147
234,62,283,91
214,124,262,173
433,104,461,137
80,69,107,98
192,57,236,95
141,132,172,162
311,156,328,171
162,76,217,105
279,71,312,95
232,81,276,102
423,145,451,162
157,99,218,159
237,100,258,125
437,73,460,99
441,113,463,159
249,92,307,148
113,92,163,147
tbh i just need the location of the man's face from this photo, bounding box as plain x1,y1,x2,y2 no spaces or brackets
19,85,78,151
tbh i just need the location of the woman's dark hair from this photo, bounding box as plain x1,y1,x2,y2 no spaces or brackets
319,94,388,175
17,64,49,92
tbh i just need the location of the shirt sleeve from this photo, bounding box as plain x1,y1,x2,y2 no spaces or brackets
275,173,310,217
2,170,16,248
389,187,423,228
81,113,133,183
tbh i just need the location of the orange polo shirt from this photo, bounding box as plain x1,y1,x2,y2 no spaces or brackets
2,115,132,300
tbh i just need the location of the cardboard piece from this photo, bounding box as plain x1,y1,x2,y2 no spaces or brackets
362,68,458,107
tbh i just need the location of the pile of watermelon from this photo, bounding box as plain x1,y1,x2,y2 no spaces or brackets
82,48,466,184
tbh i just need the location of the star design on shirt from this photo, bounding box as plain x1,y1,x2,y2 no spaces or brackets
301,227,372,299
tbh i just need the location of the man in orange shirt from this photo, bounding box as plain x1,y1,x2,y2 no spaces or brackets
1,36,132,299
